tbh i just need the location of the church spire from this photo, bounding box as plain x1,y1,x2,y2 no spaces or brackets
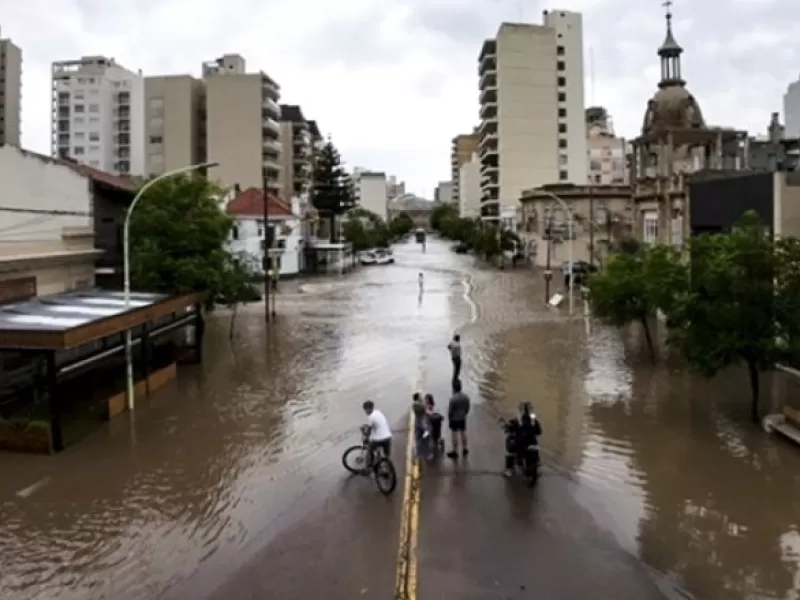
658,0,684,88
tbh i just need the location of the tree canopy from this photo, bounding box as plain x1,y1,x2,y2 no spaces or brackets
388,212,414,238
588,211,800,423
342,208,391,250
309,139,356,240
129,174,260,306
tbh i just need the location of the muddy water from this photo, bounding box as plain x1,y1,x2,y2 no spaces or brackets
0,239,798,600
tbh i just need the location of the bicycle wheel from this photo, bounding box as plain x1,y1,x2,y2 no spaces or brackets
342,445,368,474
373,457,397,495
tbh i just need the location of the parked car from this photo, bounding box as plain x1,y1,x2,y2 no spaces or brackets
561,260,597,286
361,248,395,265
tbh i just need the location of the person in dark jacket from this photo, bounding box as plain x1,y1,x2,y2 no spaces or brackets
446,379,471,459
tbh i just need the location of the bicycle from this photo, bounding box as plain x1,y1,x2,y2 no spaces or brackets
342,425,398,495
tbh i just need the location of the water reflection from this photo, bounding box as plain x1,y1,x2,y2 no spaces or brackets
469,270,800,599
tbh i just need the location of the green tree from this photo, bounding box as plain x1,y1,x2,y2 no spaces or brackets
668,213,781,423
588,244,686,360
309,139,356,241
342,208,391,251
388,212,414,238
430,203,458,233
129,174,259,307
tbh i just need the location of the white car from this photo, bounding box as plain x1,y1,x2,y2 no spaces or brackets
360,249,394,265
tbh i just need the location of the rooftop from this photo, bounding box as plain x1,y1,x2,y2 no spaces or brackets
226,187,293,218
280,104,305,123
0,289,203,350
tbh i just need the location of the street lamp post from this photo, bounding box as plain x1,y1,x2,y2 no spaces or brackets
538,189,575,316
123,161,219,412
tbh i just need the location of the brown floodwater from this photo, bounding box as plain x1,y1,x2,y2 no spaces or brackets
0,239,798,600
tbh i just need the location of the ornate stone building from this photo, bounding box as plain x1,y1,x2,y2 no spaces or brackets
630,7,746,247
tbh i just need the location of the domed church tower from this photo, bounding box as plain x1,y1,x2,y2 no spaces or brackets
629,1,746,248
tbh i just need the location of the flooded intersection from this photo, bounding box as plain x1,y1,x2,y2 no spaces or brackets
0,239,799,599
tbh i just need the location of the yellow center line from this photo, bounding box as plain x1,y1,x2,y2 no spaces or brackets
395,362,423,599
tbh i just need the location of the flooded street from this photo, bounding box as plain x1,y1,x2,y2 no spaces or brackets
1,238,799,599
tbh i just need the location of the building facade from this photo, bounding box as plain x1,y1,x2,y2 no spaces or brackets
143,75,205,177
629,8,744,248
520,183,632,268
748,112,800,172
355,171,389,220
51,56,145,175
278,104,314,201
0,146,103,295
0,27,22,147
586,107,627,184
784,76,800,139
202,54,281,193
434,180,453,204
458,152,481,218
451,132,479,205
225,187,302,276
478,12,586,222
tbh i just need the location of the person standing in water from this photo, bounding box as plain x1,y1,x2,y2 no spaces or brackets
418,272,424,294
447,333,462,382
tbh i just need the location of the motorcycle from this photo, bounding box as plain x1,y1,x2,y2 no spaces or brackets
502,403,542,486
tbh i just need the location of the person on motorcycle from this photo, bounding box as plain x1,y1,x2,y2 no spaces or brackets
504,403,542,477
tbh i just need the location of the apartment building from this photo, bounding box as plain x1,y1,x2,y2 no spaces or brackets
478,11,586,222
143,75,204,177
458,152,481,218
0,27,22,146
785,76,800,139
434,181,453,203
202,54,281,192
354,171,389,220
51,56,145,175
586,107,627,184
451,132,479,204
278,104,314,201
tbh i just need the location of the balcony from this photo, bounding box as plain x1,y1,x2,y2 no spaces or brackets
263,118,279,137
478,54,496,77
479,86,496,105
480,160,498,176
480,142,498,161
263,97,280,119
479,70,497,91
262,156,282,173
263,138,281,156
479,101,497,120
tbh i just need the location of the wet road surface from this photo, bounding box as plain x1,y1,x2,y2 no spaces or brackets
1,238,799,599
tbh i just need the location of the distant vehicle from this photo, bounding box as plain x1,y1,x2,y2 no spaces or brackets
453,242,469,254
561,260,597,285
361,248,395,265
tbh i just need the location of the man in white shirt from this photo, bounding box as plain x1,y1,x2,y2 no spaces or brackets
363,400,392,459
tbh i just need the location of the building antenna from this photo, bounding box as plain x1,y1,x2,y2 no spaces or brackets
589,46,596,105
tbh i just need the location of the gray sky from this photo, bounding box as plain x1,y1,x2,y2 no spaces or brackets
2,0,799,197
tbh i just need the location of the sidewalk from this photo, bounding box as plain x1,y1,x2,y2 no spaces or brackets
415,405,671,599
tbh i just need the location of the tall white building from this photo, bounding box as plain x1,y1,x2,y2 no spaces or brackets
586,107,627,184
354,171,388,220
478,11,586,222
434,181,454,203
51,56,145,175
784,77,800,139
0,27,22,147
458,152,481,218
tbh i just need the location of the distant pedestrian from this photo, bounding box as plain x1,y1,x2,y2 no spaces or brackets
418,272,424,293
447,333,462,382
411,393,429,460
447,379,471,459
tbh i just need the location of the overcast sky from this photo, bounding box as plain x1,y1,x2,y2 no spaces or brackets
2,0,799,198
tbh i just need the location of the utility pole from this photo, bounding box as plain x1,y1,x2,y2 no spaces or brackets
588,184,595,267
544,216,553,304
262,175,270,324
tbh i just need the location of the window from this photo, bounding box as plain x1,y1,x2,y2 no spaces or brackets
149,97,164,109
558,108,567,118
557,77,566,86
150,117,164,128
557,45,565,55
558,92,566,102
88,104,99,112
73,146,85,155
149,135,163,144
74,92,84,100
559,171,568,181
74,104,85,113
643,212,658,243
89,145,100,153
557,61,565,71
232,226,239,240
559,154,568,165
558,139,567,148
88,132,100,141
558,123,567,133
89,117,99,124
74,131,85,140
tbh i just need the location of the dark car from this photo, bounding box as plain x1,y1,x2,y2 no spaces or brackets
561,261,597,286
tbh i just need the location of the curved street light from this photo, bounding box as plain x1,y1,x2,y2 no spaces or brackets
123,161,219,411
536,188,575,316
